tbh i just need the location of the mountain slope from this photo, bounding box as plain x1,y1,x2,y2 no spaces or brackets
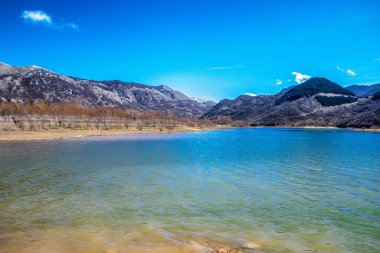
346,83,380,97
373,90,380,100
202,94,279,120
0,62,213,117
276,77,354,104
203,77,380,128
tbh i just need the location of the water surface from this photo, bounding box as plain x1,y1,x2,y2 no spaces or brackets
0,128,379,253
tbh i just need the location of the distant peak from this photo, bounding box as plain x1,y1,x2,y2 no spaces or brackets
276,76,355,104
190,97,217,103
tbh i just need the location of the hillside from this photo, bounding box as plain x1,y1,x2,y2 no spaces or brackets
203,94,279,120
203,77,380,129
0,62,214,117
346,83,380,97
374,90,380,100
276,77,354,104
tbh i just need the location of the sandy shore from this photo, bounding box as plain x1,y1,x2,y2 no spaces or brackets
0,127,212,141
1,126,378,141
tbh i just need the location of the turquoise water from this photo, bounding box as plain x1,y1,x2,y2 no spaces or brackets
0,128,379,253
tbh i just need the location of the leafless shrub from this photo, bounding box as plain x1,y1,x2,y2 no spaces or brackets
0,101,243,131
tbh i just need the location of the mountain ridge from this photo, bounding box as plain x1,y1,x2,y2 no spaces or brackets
0,62,214,117
203,77,380,128
1,62,379,129
346,83,380,97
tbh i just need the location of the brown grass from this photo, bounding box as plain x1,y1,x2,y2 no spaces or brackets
0,102,248,133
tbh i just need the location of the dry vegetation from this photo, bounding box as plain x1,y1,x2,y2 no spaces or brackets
0,102,247,132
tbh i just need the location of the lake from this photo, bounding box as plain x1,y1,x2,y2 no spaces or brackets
0,128,379,253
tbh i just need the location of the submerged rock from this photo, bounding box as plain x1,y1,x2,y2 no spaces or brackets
214,247,243,253
241,242,261,250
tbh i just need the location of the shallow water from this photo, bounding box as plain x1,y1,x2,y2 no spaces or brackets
0,128,379,253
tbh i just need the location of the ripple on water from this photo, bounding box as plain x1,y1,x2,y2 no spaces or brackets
0,128,379,253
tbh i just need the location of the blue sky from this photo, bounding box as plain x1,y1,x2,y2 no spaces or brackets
1,0,379,100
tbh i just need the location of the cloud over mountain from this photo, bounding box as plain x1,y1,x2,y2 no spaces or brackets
292,72,311,84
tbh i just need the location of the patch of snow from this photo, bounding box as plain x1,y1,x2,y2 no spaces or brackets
30,65,44,69
243,93,257,97
190,97,208,103
190,96,218,104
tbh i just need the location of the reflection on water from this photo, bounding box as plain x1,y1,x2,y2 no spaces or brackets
0,128,379,253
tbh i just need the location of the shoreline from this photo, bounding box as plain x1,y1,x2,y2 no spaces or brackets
0,127,216,142
0,126,379,142
251,126,380,132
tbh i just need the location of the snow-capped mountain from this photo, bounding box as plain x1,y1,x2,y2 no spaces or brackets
190,97,218,107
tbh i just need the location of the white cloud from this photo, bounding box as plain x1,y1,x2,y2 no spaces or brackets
275,79,282,85
292,72,311,84
207,65,245,70
21,10,78,30
336,66,356,76
346,69,356,76
22,10,52,24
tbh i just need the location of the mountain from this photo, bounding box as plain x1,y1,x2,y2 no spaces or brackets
203,77,380,128
276,77,354,104
190,97,218,107
346,83,380,97
203,94,278,120
0,62,213,117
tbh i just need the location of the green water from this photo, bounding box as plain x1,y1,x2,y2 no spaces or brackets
0,129,379,253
